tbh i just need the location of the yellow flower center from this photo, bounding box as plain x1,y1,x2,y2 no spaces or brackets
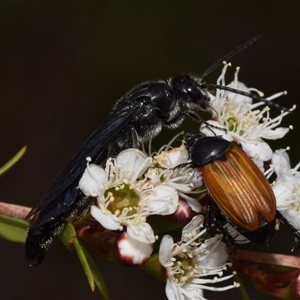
106,184,140,217
172,250,197,285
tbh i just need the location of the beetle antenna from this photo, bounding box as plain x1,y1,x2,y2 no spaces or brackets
201,36,260,78
203,83,292,113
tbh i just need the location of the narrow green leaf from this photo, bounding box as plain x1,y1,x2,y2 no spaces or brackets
0,215,29,243
0,146,27,176
59,223,76,251
60,224,110,300
74,239,110,300
234,272,251,300
79,241,110,300
0,215,29,228
73,238,95,289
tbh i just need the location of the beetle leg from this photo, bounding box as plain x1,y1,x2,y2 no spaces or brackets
276,210,300,251
173,162,194,171
210,206,238,255
213,220,237,255
204,196,214,237
203,197,236,255
200,121,228,136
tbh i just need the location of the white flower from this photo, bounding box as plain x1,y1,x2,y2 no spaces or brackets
154,143,190,169
151,143,204,213
159,215,239,300
116,232,153,265
79,149,179,246
201,64,294,162
271,149,300,229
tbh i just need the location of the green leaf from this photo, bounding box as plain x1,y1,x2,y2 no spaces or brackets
60,224,110,300
140,253,165,282
0,215,29,243
75,240,110,300
60,223,77,251
0,146,27,176
234,272,251,300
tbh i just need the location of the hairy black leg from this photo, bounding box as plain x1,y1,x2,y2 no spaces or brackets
165,110,202,128
276,210,300,251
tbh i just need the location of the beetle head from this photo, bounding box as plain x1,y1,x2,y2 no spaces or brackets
184,133,231,166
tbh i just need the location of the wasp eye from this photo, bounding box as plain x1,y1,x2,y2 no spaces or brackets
186,85,205,103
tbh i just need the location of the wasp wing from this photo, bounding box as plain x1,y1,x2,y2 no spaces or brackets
26,105,141,220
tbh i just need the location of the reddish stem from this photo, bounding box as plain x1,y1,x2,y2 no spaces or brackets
233,249,300,269
0,201,31,220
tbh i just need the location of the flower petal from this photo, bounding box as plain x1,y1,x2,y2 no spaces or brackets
159,235,174,266
90,205,120,230
241,139,273,161
198,239,229,267
79,164,106,196
272,149,291,176
182,215,204,238
116,232,153,265
116,149,151,180
280,208,300,231
200,120,233,142
262,127,289,140
147,185,178,215
127,222,155,244
155,144,189,168
273,182,293,207
165,279,184,300
172,199,193,223
184,195,202,213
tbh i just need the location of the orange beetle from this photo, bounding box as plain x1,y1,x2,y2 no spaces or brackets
185,133,299,246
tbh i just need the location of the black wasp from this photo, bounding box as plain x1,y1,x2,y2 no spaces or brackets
25,36,286,265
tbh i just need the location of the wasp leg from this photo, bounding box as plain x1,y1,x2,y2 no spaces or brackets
106,125,140,159
165,110,202,128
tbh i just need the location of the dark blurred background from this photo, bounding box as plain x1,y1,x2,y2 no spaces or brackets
0,2,300,300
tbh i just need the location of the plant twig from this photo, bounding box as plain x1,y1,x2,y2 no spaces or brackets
0,201,31,220
232,250,300,269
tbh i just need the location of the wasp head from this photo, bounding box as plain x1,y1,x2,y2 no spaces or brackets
170,74,210,111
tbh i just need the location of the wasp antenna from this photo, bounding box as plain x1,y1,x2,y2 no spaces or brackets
203,83,292,113
201,36,260,78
